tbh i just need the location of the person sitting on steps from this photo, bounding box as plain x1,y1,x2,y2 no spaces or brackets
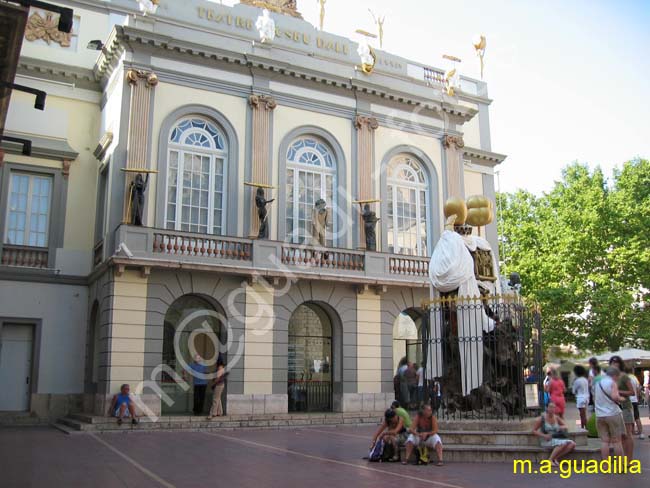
532,401,576,466
403,404,444,466
109,384,138,426
370,409,405,462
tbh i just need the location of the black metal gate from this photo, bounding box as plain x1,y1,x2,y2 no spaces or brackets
419,294,543,420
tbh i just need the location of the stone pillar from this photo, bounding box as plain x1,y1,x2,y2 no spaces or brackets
354,115,378,248
122,69,158,224
248,94,277,238
443,134,465,199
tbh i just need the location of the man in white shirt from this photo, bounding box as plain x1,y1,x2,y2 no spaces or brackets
416,362,425,408
594,367,625,459
628,374,644,439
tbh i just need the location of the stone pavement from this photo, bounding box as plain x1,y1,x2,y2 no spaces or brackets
0,423,648,488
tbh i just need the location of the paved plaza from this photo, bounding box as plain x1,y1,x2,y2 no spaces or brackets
1,423,648,488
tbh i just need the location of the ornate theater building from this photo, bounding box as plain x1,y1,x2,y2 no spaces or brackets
0,0,505,419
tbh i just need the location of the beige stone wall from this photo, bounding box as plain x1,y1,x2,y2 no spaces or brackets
107,270,149,394
243,282,275,395
356,291,382,394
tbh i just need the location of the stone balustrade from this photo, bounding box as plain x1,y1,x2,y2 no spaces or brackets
113,225,429,286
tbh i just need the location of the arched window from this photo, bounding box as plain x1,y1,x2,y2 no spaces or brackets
165,117,227,234
285,138,336,245
387,155,429,256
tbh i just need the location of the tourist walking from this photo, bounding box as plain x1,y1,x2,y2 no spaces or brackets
403,404,444,466
397,358,410,406
588,357,600,410
628,373,644,439
644,371,650,416
416,362,425,407
405,362,418,409
594,366,625,459
189,354,208,416
545,368,566,418
532,401,576,467
209,359,227,418
572,365,589,429
608,356,635,458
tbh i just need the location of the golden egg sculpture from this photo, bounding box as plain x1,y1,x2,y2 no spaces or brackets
465,195,493,226
443,197,468,224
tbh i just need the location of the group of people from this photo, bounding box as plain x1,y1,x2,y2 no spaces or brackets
108,354,227,423
369,401,444,466
394,358,438,410
533,355,648,464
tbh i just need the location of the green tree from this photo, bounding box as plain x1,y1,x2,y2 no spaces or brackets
497,159,649,352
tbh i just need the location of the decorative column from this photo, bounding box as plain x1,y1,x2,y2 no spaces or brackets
443,134,465,199
354,115,379,249
248,94,277,238
122,69,158,224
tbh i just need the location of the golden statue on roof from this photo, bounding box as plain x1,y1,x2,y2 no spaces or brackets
240,0,303,19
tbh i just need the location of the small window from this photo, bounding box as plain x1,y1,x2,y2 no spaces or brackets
5,172,53,247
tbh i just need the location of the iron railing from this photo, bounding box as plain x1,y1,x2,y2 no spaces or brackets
400,294,543,420
288,380,333,413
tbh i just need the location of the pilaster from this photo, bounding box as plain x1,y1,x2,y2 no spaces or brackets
122,69,158,224
443,134,465,199
248,94,277,237
354,115,379,248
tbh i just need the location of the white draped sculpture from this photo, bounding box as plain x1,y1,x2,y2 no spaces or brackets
428,216,499,396
256,9,276,43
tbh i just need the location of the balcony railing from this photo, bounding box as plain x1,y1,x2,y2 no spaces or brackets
0,244,49,268
281,244,365,271
152,231,252,261
389,255,429,277
113,225,429,286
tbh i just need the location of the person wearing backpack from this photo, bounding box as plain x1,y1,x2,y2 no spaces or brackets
369,409,404,462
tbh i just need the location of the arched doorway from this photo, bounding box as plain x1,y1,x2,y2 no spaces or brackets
288,303,333,412
162,295,226,415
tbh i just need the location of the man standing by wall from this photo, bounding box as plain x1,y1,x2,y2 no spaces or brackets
189,355,208,416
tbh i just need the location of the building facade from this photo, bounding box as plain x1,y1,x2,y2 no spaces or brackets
0,0,505,418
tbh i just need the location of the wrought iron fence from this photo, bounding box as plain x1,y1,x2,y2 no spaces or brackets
288,380,333,413
405,294,543,420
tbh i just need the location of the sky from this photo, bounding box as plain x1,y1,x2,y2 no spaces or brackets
215,0,650,194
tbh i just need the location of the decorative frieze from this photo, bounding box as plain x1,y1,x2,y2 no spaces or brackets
24,11,72,47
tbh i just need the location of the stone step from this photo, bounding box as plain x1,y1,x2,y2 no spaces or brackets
438,430,588,447
398,443,601,463
50,422,83,435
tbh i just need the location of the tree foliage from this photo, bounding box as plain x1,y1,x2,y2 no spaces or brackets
497,159,650,352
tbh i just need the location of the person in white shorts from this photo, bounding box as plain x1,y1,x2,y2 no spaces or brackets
403,404,443,466
572,365,589,429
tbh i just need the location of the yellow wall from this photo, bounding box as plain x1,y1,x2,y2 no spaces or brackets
243,283,275,394
6,91,100,253
148,82,248,232
464,170,484,198
357,292,382,394
108,270,149,393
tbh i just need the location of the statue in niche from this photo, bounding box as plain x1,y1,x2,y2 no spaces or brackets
255,187,275,239
129,173,149,226
310,199,329,246
360,203,380,251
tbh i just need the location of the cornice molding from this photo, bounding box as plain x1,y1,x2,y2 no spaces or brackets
463,146,507,166
17,56,99,90
96,26,478,121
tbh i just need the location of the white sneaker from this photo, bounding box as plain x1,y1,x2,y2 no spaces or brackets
638,434,645,439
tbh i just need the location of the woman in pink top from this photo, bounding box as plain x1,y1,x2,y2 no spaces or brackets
545,368,567,417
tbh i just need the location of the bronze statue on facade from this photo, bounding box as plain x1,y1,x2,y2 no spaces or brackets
255,187,274,239
129,173,149,226
361,203,380,251
310,199,329,246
